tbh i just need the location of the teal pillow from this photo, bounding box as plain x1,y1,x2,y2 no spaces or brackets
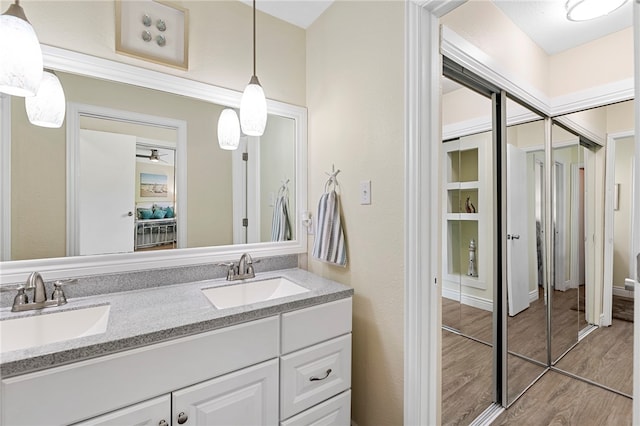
164,207,174,218
152,209,167,219
138,208,153,219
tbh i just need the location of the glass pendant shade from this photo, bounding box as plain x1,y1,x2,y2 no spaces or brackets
565,0,628,21
218,108,241,150
240,76,267,136
25,70,66,128
0,4,43,97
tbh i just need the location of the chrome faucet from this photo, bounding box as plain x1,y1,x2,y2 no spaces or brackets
10,272,71,312
219,253,257,281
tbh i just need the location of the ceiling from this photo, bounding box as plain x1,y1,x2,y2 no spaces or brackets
493,0,633,55
253,0,633,55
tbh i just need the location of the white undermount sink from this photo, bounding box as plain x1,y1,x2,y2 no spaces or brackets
202,277,310,309
0,304,110,353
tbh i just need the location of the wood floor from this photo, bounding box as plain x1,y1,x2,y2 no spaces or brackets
442,289,634,425
493,371,632,425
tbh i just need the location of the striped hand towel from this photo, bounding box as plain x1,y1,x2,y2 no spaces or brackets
312,189,347,267
271,191,291,242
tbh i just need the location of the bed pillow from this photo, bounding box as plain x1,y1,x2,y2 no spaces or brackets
164,206,175,218
152,209,167,219
138,208,153,219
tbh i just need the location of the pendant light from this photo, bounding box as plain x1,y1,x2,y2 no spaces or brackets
0,0,43,97
565,0,628,21
218,108,241,150
239,0,267,136
25,69,66,128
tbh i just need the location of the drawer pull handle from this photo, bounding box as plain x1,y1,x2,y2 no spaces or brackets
177,412,189,424
310,368,332,381
159,421,168,426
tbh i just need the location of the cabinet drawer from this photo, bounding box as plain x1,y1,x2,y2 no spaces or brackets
280,334,351,419
72,395,170,426
281,297,352,354
280,390,351,426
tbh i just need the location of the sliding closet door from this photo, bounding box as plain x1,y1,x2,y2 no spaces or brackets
504,99,548,405
440,75,498,424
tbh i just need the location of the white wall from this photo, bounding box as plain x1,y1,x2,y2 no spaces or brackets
306,1,405,424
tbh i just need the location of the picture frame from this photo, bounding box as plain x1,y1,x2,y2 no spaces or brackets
140,173,169,198
115,0,189,70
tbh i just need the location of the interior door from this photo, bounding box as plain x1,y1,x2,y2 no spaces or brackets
78,129,136,255
507,143,531,316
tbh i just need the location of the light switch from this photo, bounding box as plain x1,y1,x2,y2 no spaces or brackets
360,180,371,205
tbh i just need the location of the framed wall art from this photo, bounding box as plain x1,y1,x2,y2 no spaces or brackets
116,0,189,69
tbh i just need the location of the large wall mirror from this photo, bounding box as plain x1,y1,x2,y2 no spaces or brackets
0,46,307,284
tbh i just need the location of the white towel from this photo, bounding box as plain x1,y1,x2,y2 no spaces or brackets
312,189,347,267
271,191,291,242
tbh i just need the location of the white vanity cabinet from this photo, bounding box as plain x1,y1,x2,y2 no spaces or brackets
1,297,352,426
279,297,352,424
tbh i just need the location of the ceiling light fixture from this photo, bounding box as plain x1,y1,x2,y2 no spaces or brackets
239,0,267,136
0,0,43,97
218,108,241,150
565,0,628,21
25,69,66,128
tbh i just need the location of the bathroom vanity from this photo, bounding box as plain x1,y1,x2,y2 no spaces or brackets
0,269,353,426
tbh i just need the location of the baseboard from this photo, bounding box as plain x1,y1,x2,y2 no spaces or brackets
624,278,635,292
613,286,635,299
529,289,539,303
442,287,493,312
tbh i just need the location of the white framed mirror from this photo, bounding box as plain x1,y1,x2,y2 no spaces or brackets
0,45,307,284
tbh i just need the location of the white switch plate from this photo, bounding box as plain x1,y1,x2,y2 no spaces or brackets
360,180,371,205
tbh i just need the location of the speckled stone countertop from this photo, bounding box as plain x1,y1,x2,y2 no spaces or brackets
0,268,353,378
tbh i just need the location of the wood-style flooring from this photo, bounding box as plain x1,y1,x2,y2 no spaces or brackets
442,288,634,425
493,371,632,425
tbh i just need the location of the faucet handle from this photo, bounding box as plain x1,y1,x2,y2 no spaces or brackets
12,286,29,310
217,262,236,280
51,282,68,305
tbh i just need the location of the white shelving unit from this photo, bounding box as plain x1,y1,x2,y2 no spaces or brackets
442,132,493,311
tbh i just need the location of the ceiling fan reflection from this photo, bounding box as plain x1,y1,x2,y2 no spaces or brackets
136,149,168,163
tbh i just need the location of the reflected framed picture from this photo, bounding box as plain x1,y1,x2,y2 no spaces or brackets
116,0,189,69
140,173,168,198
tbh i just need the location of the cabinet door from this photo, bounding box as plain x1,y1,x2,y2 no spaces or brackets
72,395,170,426
172,359,278,426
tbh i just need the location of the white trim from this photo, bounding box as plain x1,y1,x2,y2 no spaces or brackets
603,130,635,326
66,103,188,256
441,26,550,115
554,116,605,147
568,162,584,291
404,2,449,425
0,94,11,261
232,137,248,244
529,288,539,303
0,46,308,284
442,287,493,312
612,285,635,299
633,2,640,421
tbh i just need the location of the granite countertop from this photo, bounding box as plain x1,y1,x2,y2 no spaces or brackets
0,268,353,378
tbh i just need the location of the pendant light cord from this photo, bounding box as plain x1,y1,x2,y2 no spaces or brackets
252,0,256,77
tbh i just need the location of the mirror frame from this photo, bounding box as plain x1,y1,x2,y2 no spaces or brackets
0,45,308,284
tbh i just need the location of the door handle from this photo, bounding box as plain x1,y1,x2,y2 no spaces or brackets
127,211,133,217
507,234,520,240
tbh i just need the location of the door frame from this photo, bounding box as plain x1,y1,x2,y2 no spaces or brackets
67,103,187,255
405,1,639,423
603,130,636,326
